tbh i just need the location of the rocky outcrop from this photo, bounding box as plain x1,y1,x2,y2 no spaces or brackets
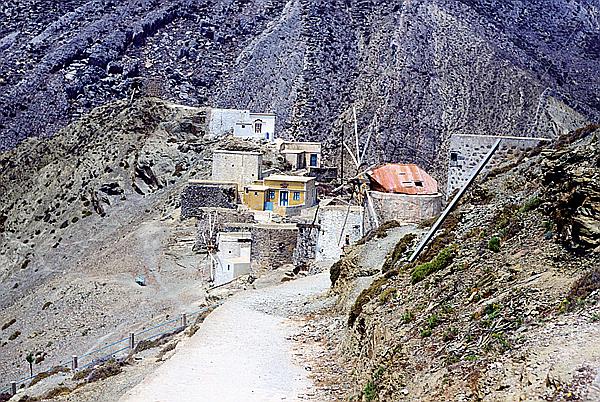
542,126,600,249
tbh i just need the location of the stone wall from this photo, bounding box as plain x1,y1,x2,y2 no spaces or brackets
368,191,443,230
293,223,319,266
446,135,551,195
250,224,298,271
181,182,238,219
316,205,364,261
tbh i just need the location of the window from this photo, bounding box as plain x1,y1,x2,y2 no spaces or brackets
268,190,275,200
254,192,258,196
451,152,458,162
293,191,300,201
309,153,318,167
254,120,262,134
279,190,289,206
415,181,423,187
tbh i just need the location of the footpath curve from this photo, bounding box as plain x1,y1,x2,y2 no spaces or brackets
120,272,330,402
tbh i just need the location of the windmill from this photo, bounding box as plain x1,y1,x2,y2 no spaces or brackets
342,107,380,229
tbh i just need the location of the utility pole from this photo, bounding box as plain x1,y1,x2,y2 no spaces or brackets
340,126,344,182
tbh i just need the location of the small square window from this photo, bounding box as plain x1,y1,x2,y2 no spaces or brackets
415,181,423,187
293,192,301,201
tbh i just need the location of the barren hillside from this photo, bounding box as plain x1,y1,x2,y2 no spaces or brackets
321,127,600,401
1,0,599,174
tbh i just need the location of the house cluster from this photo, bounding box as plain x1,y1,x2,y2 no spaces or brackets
180,109,525,287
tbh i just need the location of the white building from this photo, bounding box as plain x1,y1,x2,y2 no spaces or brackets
208,108,276,142
212,149,262,188
213,232,252,286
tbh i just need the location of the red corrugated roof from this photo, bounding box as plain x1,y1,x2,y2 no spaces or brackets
367,164,438,195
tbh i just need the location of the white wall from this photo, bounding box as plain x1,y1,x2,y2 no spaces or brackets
315,206,364,261
208,108,250,137
212,151,262,187
207,108,276,142
214,232,252,286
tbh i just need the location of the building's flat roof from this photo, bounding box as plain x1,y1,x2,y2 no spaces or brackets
188,179,239,186
264,174,315,183
213,149,262,155
281,141,321,146
280,149,305,154
246,185,270,191
452,134,552,141
249,112,276,116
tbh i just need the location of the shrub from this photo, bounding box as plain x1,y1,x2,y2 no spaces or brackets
564,269,600,310
401,310,414,324
87,359,122,383
348,276,390,327
519,197,542,213
363,380,376,401
420,328,432,338
426,314,439,329
382,233,417,273
411,246,457,284
378,287,397,304
30,366,69,386
488,237,500,252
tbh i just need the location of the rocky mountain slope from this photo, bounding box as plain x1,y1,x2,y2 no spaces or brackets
1,0,599,174
324,127,600,400
0,97,237,384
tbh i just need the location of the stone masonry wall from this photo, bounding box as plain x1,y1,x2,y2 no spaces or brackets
368,192,443,230
293,223,319,266
250,224,298,271
181,182,238,219
194,209,254,252
316,206,364,262
446,135,550,195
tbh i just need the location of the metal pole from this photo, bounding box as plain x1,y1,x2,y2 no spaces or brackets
129,332,135,350
409,139,502,263
71,355,78,370
181,313,187,328
10,381,16,395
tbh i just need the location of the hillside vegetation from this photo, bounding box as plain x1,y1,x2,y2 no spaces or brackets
330,127,600,401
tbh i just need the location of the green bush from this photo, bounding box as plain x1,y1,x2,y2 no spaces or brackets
363,380,376,401
488,236,500,252
411,246,457,284
519,197,541,213
401,310,414,324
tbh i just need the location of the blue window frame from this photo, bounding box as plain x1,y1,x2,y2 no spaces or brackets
293,191,301,201
267,190,275,200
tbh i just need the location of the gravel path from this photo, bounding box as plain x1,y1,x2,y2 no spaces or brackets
120,272,331,402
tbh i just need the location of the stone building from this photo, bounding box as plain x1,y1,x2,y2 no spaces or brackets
242,175,317,217
213,231,252,286
212,149,262,187
279,141,322,170
207,108,276,141
365,164,443,229
313,198,364,262
446,134,551,195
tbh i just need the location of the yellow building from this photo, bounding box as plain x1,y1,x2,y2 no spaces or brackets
243,175,317,216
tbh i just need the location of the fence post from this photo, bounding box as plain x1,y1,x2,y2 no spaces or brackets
71,355,78,371
181,313,187,328
10,381,17,395
129,332,135,350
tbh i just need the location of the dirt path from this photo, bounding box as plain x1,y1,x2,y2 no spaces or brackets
120,272,331,402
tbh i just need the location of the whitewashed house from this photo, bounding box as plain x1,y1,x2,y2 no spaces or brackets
213,232,252,286
208,108,276,142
